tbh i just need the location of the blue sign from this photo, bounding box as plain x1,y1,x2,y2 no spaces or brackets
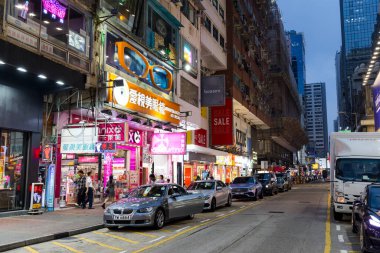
46,164,56,212
372,86,380,131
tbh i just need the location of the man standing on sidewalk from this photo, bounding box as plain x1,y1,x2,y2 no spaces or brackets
75,170,86,208
84,171,95,209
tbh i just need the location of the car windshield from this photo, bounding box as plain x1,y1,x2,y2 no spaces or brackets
277,178,284,183
129,185,167,198
188,182,215,190
336,158,380,182
232,177,255,184
369,187,380,210
256,174,271,182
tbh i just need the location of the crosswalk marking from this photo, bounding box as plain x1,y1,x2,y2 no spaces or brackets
338,235,344,243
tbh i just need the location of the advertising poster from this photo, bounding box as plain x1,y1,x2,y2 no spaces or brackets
30,183,43,210
46,164,56,211
372,85,380,131
151,133,186,155
210,98,233,145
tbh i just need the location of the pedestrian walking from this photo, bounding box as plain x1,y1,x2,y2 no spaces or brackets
74,170,86,208
102,174,115,209
149,174,156,184
156,175,165,183
84,171,94,209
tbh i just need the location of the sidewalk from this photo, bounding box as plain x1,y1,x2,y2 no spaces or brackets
0,206,104,252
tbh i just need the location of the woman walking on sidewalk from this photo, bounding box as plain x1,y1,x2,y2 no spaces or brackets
102,174,115,209
84,171,94,209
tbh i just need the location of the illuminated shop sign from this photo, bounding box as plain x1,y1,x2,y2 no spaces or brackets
68,30,85,53
107,73,180,125
42,0,67,23
151,133,186,155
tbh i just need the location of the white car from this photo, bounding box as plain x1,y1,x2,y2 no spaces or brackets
187,180,232,211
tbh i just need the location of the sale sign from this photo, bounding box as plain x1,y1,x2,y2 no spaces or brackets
194,129,207,147
151,133,186,155
210,98,233,146
98,123,128,142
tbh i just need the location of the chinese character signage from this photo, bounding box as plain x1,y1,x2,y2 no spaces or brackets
210,98,233,146
151,133,186,155
106,73,181,125
61,127,97,154
30,183,43,210
95,142,116,153
98,122,128,142
194,129,207,147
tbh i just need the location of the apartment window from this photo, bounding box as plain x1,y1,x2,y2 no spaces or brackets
204,16,211,32
212,25,219,41
180,77,199,107
219,35,225,48
219,6,224,20
212,0,218,9
181,0,198,27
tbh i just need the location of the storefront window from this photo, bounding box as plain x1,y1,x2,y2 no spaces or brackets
7,0,90,55
0,130,26,211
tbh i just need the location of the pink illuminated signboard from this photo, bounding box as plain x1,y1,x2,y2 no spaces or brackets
151,133,186,155
42,0,67,23
103,153,113,189
98,123,128,142
78,156,98,163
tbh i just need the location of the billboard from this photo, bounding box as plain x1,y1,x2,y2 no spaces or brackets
151,133,187,155
210,98,233,146
201,75,226,107
372,85,380,131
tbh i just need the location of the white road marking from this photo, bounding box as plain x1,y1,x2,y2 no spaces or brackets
216,213,225,217
175,226,191,232
148,236,165,243
340,250,348,253
200,219,211,223
228,209,237,213
338,235,344,243
336,225,341,231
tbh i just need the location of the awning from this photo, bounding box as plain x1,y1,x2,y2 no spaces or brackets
187,144,229,156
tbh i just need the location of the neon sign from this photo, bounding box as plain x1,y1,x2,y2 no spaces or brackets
42,0,66,23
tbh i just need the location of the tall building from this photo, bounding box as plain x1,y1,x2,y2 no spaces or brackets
287,30,306,96
338,0,379,130
304,83,329,157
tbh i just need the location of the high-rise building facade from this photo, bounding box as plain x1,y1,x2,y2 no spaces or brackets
287,30,306,96
338,0,379,130
304,83,329,157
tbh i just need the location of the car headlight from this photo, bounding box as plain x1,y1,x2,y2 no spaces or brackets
335,191,345,203
265,185,269,188
203,194,211,200
369,215,380,227
137,207,154,213
104,208,111,214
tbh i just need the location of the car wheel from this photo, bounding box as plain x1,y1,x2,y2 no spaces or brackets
210,198,216,212
270,188,274,196
187,213,195,220
259,189,264,199
153,209,165,229
253,190,258,201
333,208,343,221
106,226,119,231
360,222,369,253
226,195,232,207
352,213,358,233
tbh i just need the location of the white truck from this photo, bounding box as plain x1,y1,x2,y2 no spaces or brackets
330,132,380,221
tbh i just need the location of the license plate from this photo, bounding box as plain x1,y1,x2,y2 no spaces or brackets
113,215,132,220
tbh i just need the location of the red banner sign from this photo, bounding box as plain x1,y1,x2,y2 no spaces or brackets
98,123,128,142
210,98,233,146
194,129,207,147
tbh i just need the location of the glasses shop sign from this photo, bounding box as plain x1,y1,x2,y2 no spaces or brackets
61,127,97,154
98,122,128,142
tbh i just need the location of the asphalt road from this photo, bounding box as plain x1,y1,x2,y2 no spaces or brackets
6,183,332,253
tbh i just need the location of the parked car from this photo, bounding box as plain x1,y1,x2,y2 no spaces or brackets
187,180,232,211
276,177,289,192
352,184,380,253
230,176,263,201
255,172,278,196
103,184,204,230
276,172,292,190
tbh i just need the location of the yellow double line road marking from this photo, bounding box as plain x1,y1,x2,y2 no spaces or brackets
74,236,123,250
131,198,275,253
93,231,139,244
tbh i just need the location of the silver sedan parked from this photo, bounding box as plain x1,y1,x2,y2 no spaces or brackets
187,180,232,211
103,184,204,230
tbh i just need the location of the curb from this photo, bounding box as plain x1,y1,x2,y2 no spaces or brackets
0,224,104,252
